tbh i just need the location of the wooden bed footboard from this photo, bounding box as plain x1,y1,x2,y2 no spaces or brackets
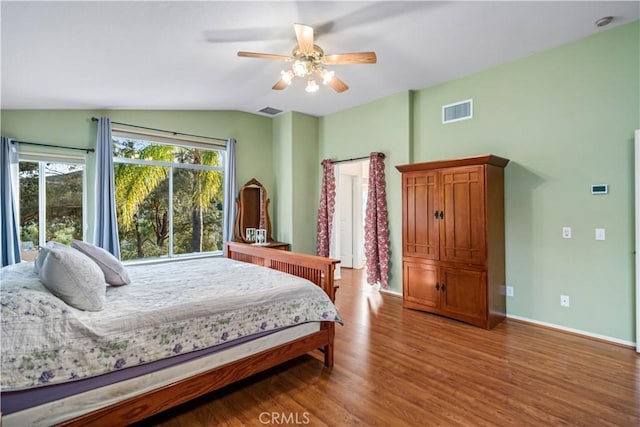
225,241,340,301
226,242,340,367
56,245,340,427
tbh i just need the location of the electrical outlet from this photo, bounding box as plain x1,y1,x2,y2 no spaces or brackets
560,295,570,307
562,227,572,239
595,228,606,241
506,286,514,297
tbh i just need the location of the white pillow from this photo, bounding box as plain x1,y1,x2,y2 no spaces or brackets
34,241,74,274
71,240,131,286
39,246,106,311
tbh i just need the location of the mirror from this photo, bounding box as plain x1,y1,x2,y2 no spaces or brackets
234,178,272,243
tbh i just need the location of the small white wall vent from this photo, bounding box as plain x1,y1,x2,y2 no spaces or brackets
442,99,473,124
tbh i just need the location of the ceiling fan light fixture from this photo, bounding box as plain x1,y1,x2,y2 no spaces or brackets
305,78,319,93
321,69,335,85
292,60,309,77
237,23,377,94
281,70,294,84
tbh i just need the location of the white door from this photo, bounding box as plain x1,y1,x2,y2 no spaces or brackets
635,129,639,352
339,175,354,267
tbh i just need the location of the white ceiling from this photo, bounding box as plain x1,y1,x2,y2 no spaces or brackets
2,1,638,117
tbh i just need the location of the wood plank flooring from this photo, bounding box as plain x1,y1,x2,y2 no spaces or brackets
138,268,640,426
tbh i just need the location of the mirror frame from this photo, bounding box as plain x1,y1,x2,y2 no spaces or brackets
234,178,272,243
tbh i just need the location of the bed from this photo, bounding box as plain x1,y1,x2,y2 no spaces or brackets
0,242,340,426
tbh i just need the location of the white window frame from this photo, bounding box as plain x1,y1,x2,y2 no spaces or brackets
112,132,226,262
17,152,87,249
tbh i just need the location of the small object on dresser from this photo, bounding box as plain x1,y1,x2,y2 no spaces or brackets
255,229,267,245
245,227,256,242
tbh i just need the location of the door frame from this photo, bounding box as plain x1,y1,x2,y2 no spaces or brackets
330,160,368,276
635,129,639,352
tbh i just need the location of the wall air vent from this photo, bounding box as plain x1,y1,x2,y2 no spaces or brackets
258,107,283,116
442,99,473,124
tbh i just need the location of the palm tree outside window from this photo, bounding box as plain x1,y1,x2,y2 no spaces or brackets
112,134,224,261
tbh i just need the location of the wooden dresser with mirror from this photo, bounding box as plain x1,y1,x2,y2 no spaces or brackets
233,178,289,250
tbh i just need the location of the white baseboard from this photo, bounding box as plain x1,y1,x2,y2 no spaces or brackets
507,314,636,348
380,288,402,297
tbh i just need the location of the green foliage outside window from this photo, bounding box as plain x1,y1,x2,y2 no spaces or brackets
113,137,223,261
19,161,84,249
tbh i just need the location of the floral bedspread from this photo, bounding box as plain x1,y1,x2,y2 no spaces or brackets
0,258,342,391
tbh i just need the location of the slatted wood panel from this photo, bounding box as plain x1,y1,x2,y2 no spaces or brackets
270,260,323,287
230,252,265,266
226,242,338,301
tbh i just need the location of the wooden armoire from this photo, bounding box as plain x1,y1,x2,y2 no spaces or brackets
395,154,509,329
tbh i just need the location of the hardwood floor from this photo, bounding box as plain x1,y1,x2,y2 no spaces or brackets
139,268,640,426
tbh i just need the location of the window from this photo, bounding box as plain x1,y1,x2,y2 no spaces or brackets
113,134,224,261
18,156,86,260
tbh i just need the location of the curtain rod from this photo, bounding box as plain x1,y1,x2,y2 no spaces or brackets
91,117,229,143
331,155,369,164
14,140,94,153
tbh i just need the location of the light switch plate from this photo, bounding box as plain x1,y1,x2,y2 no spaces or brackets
595,228,606,240
562,227,572,239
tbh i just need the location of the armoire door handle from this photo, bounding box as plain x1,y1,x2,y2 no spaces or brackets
439,211,444,219
434,211,439,219
441,283,446,292
435,282,440,291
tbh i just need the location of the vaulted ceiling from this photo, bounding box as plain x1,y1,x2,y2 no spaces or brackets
2,1,638,117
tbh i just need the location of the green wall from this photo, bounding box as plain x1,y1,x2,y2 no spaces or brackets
273,113,294,245
318,21,639,342
291,112,319,254
0,109,274,241
319,91,413,293
272,112,319,254
413,20,638,342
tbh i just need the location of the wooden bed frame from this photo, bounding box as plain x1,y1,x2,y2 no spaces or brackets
55,242,339,426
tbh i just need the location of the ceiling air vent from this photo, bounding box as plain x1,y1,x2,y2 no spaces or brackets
258,107,283,116
442,99,473,124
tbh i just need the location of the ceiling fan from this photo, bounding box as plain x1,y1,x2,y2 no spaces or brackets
237,23,377,93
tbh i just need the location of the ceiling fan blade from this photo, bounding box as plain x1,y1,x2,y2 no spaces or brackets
237,51,290,61
294,23,314,55
327,75,349,93
272,79,289,90
324,52,377,65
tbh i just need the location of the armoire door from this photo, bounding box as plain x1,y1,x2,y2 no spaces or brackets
402,171,439,260
439,166,486,264
403,261,440,309
440,267,487,322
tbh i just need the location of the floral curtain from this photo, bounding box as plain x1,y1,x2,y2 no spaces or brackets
316,159,336,257
365,152,390,288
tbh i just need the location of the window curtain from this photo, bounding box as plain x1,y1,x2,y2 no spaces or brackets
223,137,237,243
316,159,336,257
365,152,390,288
94,117,121,259
1,136,21,266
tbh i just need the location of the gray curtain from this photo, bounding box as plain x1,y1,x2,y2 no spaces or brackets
94,117,121,258
1,136,21,266
223,138,237,243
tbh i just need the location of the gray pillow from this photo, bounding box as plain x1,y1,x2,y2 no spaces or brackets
34,241,74,274
39,246,106,311
71,240,131,286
